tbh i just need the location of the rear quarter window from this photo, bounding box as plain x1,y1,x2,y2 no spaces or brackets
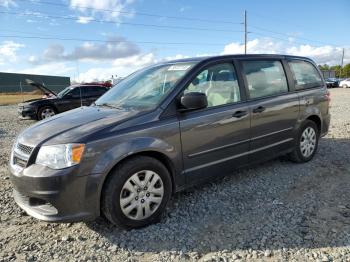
288,60,323,90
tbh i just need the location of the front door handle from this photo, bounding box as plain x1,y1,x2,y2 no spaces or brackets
252,106,266,113
232,110,248,118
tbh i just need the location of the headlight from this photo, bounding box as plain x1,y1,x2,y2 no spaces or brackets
36,144,85,169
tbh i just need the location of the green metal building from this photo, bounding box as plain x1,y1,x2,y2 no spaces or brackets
0,72,70,93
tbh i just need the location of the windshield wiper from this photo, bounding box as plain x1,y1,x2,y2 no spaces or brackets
95,103,123,109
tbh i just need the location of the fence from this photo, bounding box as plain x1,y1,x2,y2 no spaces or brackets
0,72,70,94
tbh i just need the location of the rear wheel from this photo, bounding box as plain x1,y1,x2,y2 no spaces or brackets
342,84,348,88
37,106,56,120
101,156,172,228
288,120,319,163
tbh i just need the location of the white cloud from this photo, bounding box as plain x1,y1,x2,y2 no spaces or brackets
29,36,140,64
76,16,93,24
18,62,75,76
179,6,191,12
76,53,156,82
0,0,16,8
112,52,155,67
28,55,37,63
0,41,25,65
10,37,350,85
75,52,214,82
69,0,135,22
162,53,213,62
222,38,349,65
163,54,190,61
74,39,350,82
49,19,60,26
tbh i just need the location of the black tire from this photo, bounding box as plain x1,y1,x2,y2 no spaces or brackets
37,106,56,120
101,156,172,228
288,120,319,163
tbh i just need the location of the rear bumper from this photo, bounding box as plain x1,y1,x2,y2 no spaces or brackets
10,163,103,222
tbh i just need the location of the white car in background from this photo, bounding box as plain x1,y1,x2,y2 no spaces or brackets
339,78,350,88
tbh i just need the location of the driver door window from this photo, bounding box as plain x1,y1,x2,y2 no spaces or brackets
185,63,241,107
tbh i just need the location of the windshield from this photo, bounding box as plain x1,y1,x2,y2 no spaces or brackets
95,62,196,110
57,86,73,98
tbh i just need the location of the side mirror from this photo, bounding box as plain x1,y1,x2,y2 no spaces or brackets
180,92,208,111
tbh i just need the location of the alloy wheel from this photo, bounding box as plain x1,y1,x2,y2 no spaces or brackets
41,108,55,119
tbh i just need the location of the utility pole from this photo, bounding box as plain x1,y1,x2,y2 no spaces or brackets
244,10,247,54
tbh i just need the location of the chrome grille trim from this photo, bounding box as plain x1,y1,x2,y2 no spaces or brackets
17,143,33,155
11,142,34,171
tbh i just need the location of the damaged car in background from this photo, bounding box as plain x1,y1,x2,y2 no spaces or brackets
18,79,111,120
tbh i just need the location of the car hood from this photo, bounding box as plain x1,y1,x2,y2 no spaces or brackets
17,106,140,146
25,79,57,97
19,97,57,106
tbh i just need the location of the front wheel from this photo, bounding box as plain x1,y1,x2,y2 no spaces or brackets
101,156,172,228
37,106,56,120
288,120,319,163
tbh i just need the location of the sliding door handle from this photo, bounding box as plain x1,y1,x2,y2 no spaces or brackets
232,110,248,118
252,106,266,113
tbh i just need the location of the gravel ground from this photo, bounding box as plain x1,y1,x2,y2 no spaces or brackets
1,88,350,262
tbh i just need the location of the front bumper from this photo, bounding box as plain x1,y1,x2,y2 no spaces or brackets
18,106,37,120
10,163,103,222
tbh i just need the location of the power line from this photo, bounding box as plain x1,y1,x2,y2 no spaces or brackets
248,11,310,31
0,34,228,46
1,5,346,54
250,31,348,52
250,31,320,46
0,10,243,33
15,0,242,25
250,25,342,47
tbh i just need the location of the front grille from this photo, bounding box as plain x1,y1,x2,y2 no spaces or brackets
12,142,34,169
17,143,33,155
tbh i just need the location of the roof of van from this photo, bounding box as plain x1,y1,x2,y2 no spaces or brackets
163,54,313,64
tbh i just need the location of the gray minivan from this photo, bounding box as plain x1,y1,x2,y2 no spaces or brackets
10,54,330,228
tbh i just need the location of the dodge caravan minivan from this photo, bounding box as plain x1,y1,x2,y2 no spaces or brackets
10,55,330,228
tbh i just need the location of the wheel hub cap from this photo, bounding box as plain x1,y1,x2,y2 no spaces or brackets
120,170,164,220
300,127,316,158
41,108,55,119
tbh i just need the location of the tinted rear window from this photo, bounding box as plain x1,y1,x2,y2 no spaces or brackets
288,60,322,89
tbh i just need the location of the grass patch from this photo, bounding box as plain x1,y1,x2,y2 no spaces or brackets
0,94,42,105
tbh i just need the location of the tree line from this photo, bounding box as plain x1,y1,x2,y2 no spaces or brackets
318,63,350,78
